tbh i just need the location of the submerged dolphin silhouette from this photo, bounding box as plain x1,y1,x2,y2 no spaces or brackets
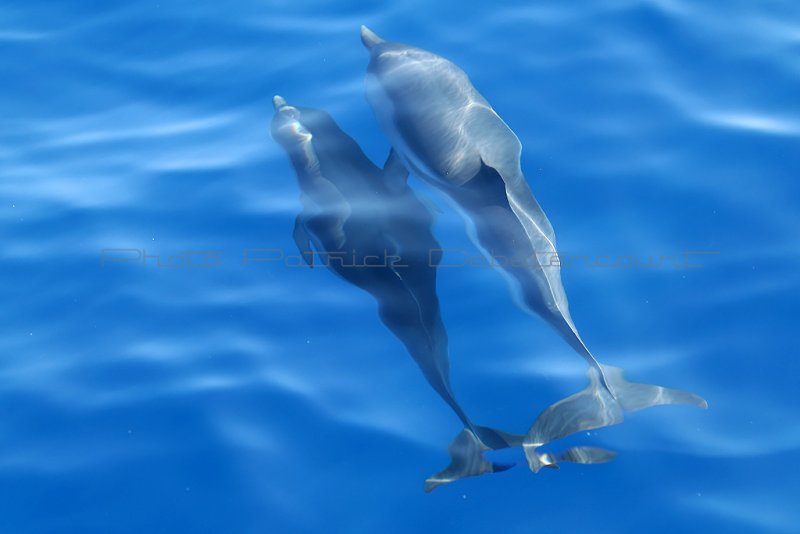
359,27,707,411
270,96,515,455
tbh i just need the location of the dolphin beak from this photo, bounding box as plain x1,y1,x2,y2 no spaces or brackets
360,25,384,50
273,95,288,111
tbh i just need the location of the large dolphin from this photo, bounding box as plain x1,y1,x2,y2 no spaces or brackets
270,96,517,464
359,27,707,412
358,25,609,385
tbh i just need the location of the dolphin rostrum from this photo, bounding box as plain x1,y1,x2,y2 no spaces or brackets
270,96,517,463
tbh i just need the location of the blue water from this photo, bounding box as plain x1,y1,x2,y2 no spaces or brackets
2,0,799,532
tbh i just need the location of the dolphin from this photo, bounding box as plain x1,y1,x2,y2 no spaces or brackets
270,96,517,460
359,27,707,412
358,25,611,386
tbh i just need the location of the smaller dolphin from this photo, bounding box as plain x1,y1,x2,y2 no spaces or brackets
271,96,515,459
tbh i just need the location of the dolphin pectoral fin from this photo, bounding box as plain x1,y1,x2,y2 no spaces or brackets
331,222,346,250
305,212,346,252
423,429,514,493
382,149,409,193
600,364,709,412
292,214,314,267
556,446,617,465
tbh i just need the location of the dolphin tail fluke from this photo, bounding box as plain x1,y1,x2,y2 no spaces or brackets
423,428,514,493
360,25,384,50
473,425,524,450
556,446,617,465
600,364,708,412
522,365,704,472
589,358,614,397
525,445,617,473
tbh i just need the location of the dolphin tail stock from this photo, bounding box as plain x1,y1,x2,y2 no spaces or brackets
425,385,523,451
584,352,613,398
423,428,515,493
546,312,616,395
472,425,524,450
599,364,709,412
415,370,522,451
549,315,708,411
558,325,617,399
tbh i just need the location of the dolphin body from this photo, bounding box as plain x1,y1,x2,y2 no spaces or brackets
358,25,611,387
270,96,517,469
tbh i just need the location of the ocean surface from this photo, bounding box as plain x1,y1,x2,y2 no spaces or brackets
2,0,799,532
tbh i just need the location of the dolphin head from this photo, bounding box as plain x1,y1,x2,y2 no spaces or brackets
359,26,432,79
270,95,346,152
270,95,313,151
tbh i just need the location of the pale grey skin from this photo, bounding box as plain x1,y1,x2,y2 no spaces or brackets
270,95,517,457
359,25,610,389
